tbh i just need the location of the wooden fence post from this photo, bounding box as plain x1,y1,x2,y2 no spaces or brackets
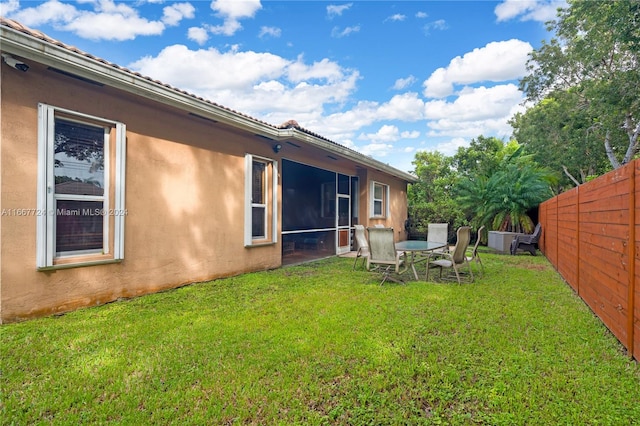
576,186,580,296
628,162,636,358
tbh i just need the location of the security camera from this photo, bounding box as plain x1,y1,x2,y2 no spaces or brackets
1,54,29,72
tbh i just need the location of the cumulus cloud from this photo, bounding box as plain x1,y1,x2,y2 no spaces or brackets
162,3,195,26
8,0,81,27
422,39,532,98
359,142,394,158
495,0,566,23
424,84,523,121
435,138,470,156
209,0,261,36
422,84,524,141
0,0,19,16
128,44,360,124
7,0,174,40
187,26,209,45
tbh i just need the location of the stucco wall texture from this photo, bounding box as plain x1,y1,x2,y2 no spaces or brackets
0,61,409,323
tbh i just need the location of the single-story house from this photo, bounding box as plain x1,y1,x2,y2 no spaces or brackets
0,18,417,323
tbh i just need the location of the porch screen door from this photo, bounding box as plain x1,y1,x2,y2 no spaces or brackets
337,195,351,254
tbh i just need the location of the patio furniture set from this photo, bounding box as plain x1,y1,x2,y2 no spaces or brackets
353,223,484,285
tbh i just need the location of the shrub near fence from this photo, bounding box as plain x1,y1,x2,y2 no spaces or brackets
539,160,640,361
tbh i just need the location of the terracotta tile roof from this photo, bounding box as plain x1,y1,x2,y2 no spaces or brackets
0,17,417,181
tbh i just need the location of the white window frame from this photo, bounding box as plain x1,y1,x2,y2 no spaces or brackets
36,104,126,269
244,154,278,246
370,181,390,218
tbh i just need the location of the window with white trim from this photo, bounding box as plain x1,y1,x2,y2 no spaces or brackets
370,181,390,218
36,104,126,268
245,154,277,246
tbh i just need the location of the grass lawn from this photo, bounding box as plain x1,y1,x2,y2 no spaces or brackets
2,251,639,425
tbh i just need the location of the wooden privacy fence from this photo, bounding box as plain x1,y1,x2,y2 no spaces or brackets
539,160,640,361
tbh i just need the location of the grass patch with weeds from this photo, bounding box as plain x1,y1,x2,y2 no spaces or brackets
2,251,639,424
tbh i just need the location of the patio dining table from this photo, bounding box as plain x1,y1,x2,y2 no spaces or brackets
395,240,448,280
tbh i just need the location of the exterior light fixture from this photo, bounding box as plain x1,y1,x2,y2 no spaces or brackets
273,143,282,153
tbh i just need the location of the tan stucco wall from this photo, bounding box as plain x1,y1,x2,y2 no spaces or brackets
1,59,410,323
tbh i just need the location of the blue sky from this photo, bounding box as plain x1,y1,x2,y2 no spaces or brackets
2,0,566,173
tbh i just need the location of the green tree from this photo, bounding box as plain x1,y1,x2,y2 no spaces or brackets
452,136,504,179
520,0,640,170
456,145,556,233
510,89,610,190
407,151,465,236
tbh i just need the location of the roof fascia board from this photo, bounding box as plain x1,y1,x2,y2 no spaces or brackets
1,25,416,183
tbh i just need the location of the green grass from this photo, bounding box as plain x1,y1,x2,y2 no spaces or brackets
2,252,639,425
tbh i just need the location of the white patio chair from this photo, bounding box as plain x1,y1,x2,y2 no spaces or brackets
427,223,449,254
466,226,485,277
353,225,369,270
426,226,473,284
366,227,407,285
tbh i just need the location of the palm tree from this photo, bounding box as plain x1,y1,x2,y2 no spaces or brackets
457,147,556,234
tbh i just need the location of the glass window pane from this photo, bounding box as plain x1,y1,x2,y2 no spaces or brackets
55,200,104,253
252,161,265,204
374,183,383,200
252,206,265,238
374,200,382,216
54,119,104,196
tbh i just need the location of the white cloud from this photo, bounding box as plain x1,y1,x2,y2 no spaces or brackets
287,57,344,83
401,130,420,139
208,0,262,36
259,26,281,38
359,142,394,158
359,124,401,143
422,39,533,97
423,19,448,34
162,3,195,26
416,11,428,19
128,44,360,125
424,84,523,121
66,13,165,41
393,76,417,90
0,0,19,16
331,25,360,38
187,26,209,45
386,14,406,22
8,0,79,27
377,93,425,121
7,0,168,41
435,138,469,156
327,3,352,18
211,0,261,19
129,44,289,91
495,0,566,23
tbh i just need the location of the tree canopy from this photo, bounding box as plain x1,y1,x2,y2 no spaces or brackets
517,0,640,176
